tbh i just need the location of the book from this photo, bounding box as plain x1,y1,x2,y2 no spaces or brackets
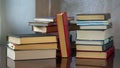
56,12,71,57
78,23,112,30
7,47,57,60
76,46,114,59
76,13,111,20
32,24,79,33
29,22,56,26
7,57,56,68
76,37,113,45
34,17,55,23
8,42,57,50
76,20,111,26
77,28,113,40
8,33,57,44
76,41,113,51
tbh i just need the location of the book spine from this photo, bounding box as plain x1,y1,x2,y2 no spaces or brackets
62,12,71,57
56,12,71,57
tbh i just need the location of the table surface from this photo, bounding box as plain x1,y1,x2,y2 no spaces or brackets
0,46,120,68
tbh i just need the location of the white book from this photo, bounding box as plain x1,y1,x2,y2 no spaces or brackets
7,47,56,60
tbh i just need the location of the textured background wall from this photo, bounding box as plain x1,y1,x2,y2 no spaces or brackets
61,0,120,49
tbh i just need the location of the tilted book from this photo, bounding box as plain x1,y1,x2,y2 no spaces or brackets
56,12,71,57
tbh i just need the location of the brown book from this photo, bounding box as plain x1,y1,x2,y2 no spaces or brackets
76,46,114,59
8,43,57,50
56,12,71,57
8,33,57,44
76,13,111,20
7,47,57,60
32,24,79,33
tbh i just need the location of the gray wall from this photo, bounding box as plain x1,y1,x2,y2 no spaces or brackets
5,0,35,34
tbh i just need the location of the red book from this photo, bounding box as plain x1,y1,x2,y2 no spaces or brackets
76,46,114,59
56,12,71,57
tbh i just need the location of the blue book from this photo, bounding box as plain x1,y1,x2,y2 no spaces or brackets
76,20,110,26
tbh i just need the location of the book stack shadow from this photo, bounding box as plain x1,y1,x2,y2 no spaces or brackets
75,13,114,60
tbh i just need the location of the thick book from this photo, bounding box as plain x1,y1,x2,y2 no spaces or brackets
7,57,56,68
76,41,113,51
8,33,57,44
76,46,114,59
32,24,79,33
7,47,56,60
56,12,71,57
76,13,111,20
77,28,113,40
76,37,113,45
8,42,57,50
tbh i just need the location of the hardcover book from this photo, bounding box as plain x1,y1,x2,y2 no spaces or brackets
77,28,113,40
76,41,113,51
7,47,57,60
76,46,114,59
8,33,57,44
76,13,111,20
76,37,113,45
8,42,57,50
56,12,71,57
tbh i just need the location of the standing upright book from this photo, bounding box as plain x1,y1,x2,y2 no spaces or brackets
56,12,71,57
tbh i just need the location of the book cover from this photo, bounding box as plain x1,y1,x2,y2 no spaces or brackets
76,13,111,20
76,46,114,59
8,33,57,44
56,12,71,57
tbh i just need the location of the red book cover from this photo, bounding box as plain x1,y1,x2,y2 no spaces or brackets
56,12,71,57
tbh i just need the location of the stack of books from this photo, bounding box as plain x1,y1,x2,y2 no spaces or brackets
7,33,58,60
75,13,114,59
29,15,79,57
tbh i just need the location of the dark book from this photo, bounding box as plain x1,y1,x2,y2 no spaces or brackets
76,13,111,21
7,33,57,44
56,12,71,57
